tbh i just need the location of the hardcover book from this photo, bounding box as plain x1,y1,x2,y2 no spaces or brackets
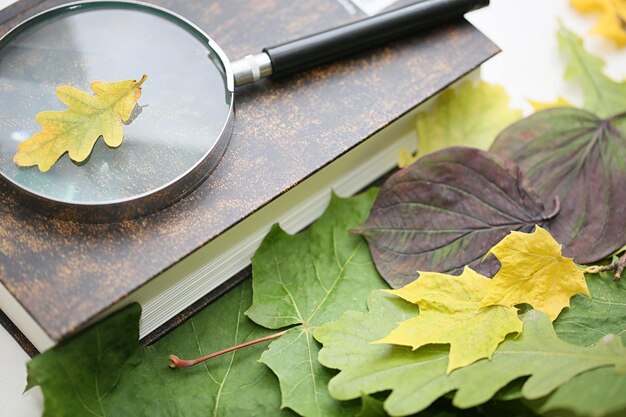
0,0,498,352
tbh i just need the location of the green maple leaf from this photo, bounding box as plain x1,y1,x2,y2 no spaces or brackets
315,290,626,417
554,272,626,346
27,281,296,417
557,25,626,117
397,79,522,168
245,190,387,417
26,304,142,417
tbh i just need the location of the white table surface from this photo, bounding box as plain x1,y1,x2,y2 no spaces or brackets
1,0,625,416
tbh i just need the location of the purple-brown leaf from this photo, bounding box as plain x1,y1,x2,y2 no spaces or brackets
355,147,556,288
491,108,626,264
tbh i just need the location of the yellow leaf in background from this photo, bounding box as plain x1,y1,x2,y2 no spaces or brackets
397,148,417,170
527,96,574,111
14,75,148,172
571,0,626,46
377,267,522,373
397,80,522,168
479,226,590,321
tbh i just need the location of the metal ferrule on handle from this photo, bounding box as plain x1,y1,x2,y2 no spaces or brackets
231,53,273,86
232,0,489,87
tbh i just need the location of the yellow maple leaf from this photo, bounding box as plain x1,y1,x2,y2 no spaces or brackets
377,267,522,373
397,80,522,168
527,96,573,111
14,75,148,172
479,226,590,321
571,0,626,46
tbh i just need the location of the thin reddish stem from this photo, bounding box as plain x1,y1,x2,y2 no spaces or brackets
168,330,288,369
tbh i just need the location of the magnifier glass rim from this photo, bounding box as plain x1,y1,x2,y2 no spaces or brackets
0,0,235,220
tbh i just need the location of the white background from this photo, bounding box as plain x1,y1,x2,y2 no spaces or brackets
1,0,626,416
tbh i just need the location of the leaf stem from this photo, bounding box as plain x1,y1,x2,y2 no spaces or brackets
136,74,148,87
583,251,626,281
168,330,288,369
543,196,561,221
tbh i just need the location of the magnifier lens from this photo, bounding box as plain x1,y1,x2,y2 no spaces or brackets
0,3,232,208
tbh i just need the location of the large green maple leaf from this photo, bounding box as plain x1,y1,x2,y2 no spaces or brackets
27,281,296,417
245,190,387,417
315,290,626,417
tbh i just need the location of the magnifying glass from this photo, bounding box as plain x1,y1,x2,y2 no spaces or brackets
0,0,488,222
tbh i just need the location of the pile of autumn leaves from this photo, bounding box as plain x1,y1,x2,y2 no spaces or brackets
375,227,589,374
26,27,626,417
316,229,621,417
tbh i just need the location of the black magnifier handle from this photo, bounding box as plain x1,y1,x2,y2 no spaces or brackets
231,0,489,86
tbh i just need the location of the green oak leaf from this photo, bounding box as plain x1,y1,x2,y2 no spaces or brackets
357,395,539,417
357,396,388,417
477,400,540,417
496,273,626,401
490,109,626,264
529,367,626,417
27,281,296,417
398,80,522,168
558,26,626,117
315,290,626,417
526,273,626,417
246,190,387,417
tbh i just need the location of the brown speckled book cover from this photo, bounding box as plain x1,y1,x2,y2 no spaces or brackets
0,0,498,352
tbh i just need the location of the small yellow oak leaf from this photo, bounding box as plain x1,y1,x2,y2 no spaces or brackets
479,226,590,321
571,0,626,46
14,75,148,172
377,267,522,373
527,97,573,111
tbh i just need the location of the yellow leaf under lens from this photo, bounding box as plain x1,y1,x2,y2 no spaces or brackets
14,75,147,172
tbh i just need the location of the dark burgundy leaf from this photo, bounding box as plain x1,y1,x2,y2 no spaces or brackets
491,108,626,264
355,147,556,288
